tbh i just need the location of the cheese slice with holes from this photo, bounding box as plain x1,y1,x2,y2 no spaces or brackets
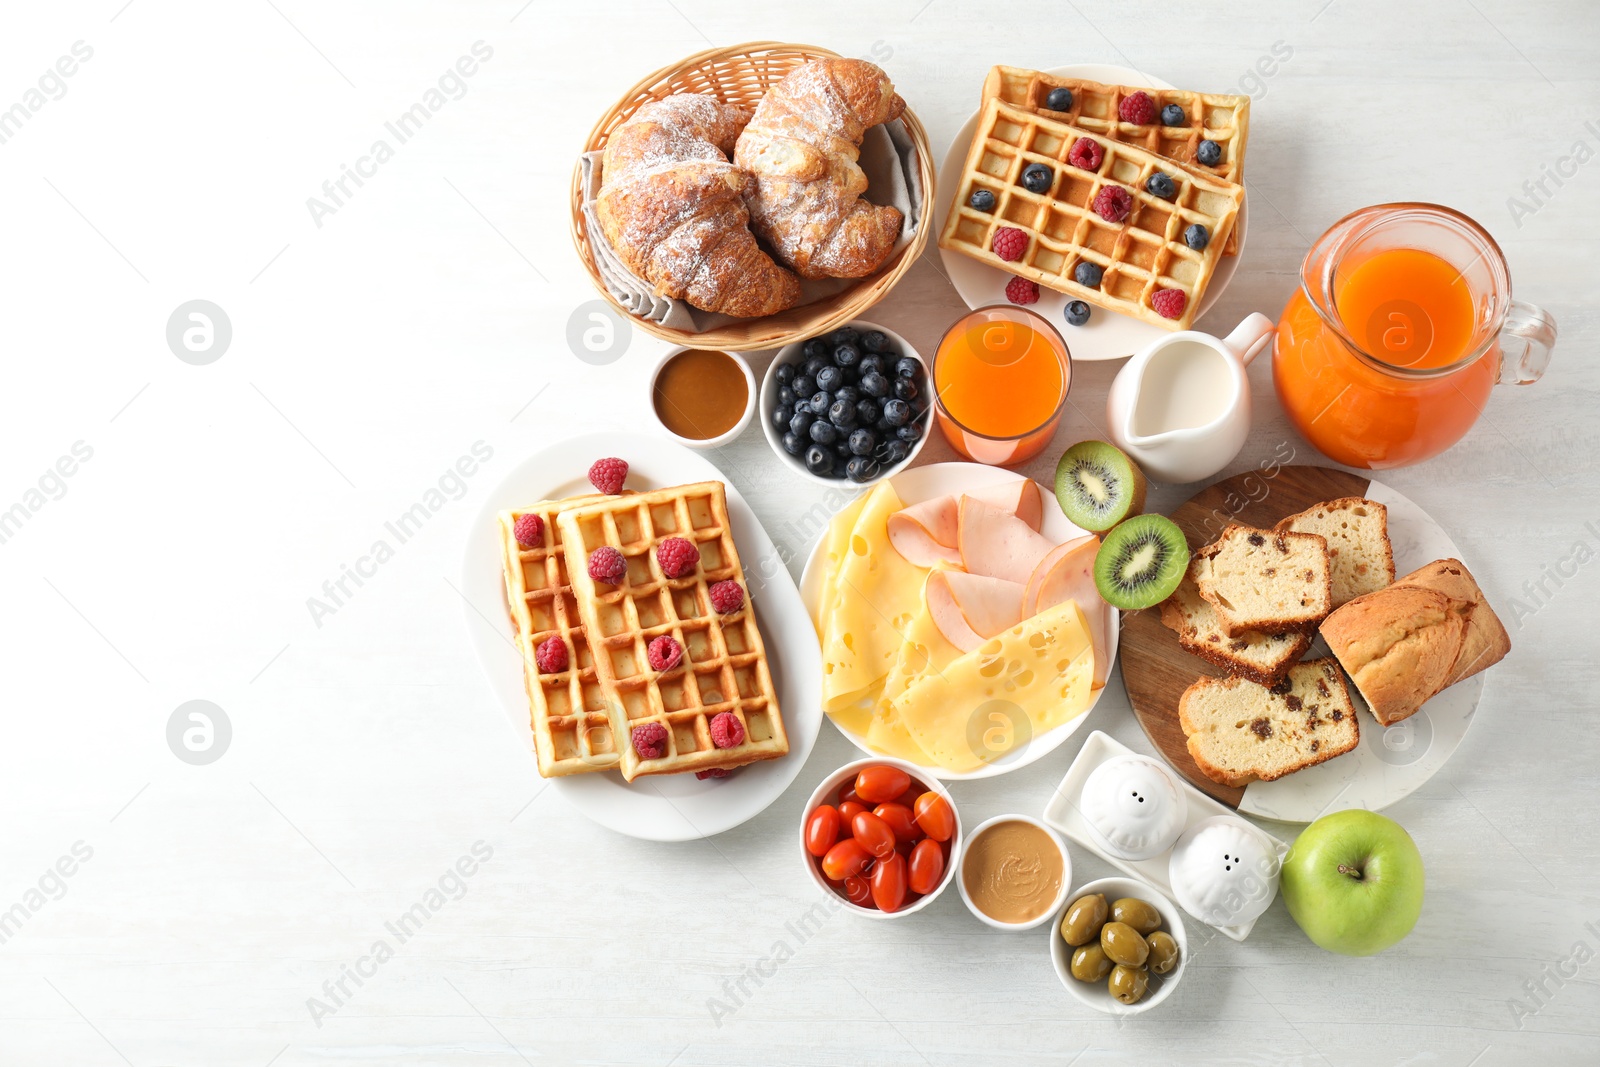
811,490,870,637
890,598,1094,772
819,482,929,706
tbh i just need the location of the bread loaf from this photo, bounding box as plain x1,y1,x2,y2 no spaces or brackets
1178,659,1359,787
1192,524,1332,636
1160,569,1311,687
1275,497,1394,608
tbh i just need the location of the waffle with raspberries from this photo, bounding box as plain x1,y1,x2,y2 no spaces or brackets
940,97,1244,331
557,481,787,781
498,495,620,777
985,65,1250,255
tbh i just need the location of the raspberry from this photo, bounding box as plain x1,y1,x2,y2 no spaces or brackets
646,634,683,672
588,456,628,495
631,722,668,760
1118,90,1157,125
587,546,627,584
1005,276,1040,305
1092,185,1133,223
708,579,745,614
1068,136,1105,171
655,536,700,578
512,513,544,549
534,636,568,674
1152,288,1188,320
695,768,731,780
709,711,745,749
990,226,1027,262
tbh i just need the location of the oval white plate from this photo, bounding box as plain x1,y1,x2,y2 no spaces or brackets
460,431,822,841
934,63,1250,361
799,461,1118,780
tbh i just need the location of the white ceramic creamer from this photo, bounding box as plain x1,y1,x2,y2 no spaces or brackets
1105,313,1276,484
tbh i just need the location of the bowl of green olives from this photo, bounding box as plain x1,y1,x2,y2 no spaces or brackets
1048,877,1188,1016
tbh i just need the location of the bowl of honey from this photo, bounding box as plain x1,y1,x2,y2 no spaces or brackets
648,347,758,450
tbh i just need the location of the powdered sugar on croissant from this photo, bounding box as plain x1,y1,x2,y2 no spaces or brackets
734,60,907,279
597,94,801,318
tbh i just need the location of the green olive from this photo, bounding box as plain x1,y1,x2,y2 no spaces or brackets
1146,930,1179,975
1108,963,1149,1005
1100,921,1149,967
1069,943,1113,983
1111,897,1163,936
1059,893,1108,947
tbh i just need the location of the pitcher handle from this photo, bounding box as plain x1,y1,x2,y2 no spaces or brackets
1498,299,1555,385
1222,312,1277,367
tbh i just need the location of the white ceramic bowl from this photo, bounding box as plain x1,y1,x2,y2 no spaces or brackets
798,756,962,920
956,814,1073,931
646,346,758,450
758,321,931,487
1049,876,1189,1017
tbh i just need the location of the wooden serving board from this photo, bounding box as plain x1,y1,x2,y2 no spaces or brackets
1120,463,1370,808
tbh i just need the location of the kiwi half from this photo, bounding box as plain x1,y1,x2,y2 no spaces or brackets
1054,441,1148,533
1093,514,1189,610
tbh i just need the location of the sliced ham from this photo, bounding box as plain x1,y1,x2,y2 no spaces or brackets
887,478,1042,566
1025,536,1112,689
957,497,1057,586
926,571,1026,652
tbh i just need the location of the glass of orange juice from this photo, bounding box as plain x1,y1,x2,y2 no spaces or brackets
932,305,1072,466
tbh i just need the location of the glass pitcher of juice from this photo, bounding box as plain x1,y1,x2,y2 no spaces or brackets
933,305,1072,466
1273,203,1556,469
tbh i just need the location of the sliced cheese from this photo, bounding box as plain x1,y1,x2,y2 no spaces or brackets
812,490,870,636
864,700,934,764
891,599,1095,773
958,497,1057,585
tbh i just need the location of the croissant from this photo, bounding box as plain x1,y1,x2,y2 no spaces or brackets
596,94,801,318
734,60,906,279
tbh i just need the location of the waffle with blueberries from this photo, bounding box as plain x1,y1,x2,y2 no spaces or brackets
985,65,1250,255
940,98,1244,332
769,325,930,482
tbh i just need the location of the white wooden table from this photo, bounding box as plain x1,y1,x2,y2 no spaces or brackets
2,2,1597,1064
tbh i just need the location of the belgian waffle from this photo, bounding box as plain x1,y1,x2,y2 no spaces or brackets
499,496,619,777
557,482,788,781
939,97,1243,332
985,65,1250,254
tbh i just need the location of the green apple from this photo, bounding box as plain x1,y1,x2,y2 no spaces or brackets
1280,809,1425,956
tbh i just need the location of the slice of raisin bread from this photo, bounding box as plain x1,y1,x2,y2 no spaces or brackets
1178,659,1358,787
1160,568,1312,687
1193,524,1332,637
1275,497,1394,608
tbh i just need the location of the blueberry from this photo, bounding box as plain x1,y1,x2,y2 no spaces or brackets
1074,260,1105,289
893,377,920,402
882,398,912,427
804,356,829,379
896,421,923,443
861,331,891,353
790,374,814,399
775,363,795,385
969,188,996,212
833,342,861,368
804,445,834,476
809,419,839,446
777,385,795,408
856,398,880,426
781,430,806,456
828,398,858,429
1161,104,1185,127
815,365,844,392
792,398,811,417
809,390,833,415
861,372,891,399
1146,172,1176,200
834,441,853,463
834,385,860,406
789,411,814,435
893,356,920,380
875,417,895,437
803,339,828,360
828,326,860,347
1065,300,1091,327
1045,87,1073,111
858,355,884,378
1021,162,1054,194
1197,139,1222,166
845,456,880,483
848,428,877,456
771,405,791,431
1184,223,1210,251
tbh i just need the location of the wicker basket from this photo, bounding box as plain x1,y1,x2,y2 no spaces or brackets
570,41,935,352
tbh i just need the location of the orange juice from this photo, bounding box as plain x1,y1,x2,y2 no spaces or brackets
933,307,1070,465
1332,247,1475,369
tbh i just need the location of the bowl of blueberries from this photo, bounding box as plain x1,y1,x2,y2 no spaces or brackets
759,321,932,486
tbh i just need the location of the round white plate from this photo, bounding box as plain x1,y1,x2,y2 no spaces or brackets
460,431,822,841
799,461,1118,780
934,63,1250,361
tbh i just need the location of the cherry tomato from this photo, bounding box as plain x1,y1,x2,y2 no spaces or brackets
805,805,841,857
908,838,945,895
894,784,923,809
913,791,956,842
851,811,896,859
842,874,873,907
871,851,908,913
873,802,922,843
855,765,912,805
821,838,872,881
837,800,869,828
838,787,863,807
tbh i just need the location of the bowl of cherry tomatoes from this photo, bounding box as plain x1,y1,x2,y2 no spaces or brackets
799,757,962,918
